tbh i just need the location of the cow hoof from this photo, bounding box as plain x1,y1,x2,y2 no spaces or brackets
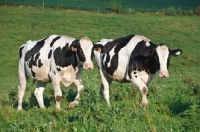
107,102,111,108
41,107,46,109
39,105,45,109
68,102,78,109
142,100,149,106
56,108,61,110
55,106,61,110
17,106,23,110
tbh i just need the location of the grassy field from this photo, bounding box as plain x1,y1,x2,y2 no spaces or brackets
0,6,200,132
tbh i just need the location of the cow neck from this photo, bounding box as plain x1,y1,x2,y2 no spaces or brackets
146,43,158,74
147,53,159,74
75,51,83,68
77,59,83,68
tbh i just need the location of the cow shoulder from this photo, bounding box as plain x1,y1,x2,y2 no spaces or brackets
128,36,155,78
103,35,135,53
53,39,78,69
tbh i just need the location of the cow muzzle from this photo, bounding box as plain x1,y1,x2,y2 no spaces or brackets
84,63,94,70
159,70,169,78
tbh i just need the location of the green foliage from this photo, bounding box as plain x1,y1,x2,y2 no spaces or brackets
176,7,183,15
164,6,195,16
107,0,122,13
195,6,200,15
0,6,200,131
188,10,194,16
126,8,135,14
179,102,200,131
165,6,177,15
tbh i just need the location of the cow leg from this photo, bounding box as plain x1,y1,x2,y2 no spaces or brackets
54,85,62,110
131,72,148,105
34,82,46,108
17,61,28,110
68,69,84,109
99,70,112,107
51,79,62,110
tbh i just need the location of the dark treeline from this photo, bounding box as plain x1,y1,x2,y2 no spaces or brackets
1,0,200,13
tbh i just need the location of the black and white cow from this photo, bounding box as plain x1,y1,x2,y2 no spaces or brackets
94,35,182,106
17,35,103,110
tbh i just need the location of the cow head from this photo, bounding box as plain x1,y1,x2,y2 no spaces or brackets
70,37,103,70
142,43,182,78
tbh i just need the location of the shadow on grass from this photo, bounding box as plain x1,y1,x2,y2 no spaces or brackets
8,91,19,108
65,89,77,102
28,93,55,109
168,100,191,115
9,91,53,110
8,89,77,110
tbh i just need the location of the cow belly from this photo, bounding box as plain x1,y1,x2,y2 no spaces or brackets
60,66,77,87
31,66,50,82
109,70,126,82
138,71,150,84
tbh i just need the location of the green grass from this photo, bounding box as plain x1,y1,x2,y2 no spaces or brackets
0,6,200,132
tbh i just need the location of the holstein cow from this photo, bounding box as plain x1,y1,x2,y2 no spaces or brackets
94,35,182,107
17,35,103,110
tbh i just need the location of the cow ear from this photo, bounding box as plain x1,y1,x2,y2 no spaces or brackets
70,39,79,51
94,44,104,53
70,44,77,51
170,49,182,56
